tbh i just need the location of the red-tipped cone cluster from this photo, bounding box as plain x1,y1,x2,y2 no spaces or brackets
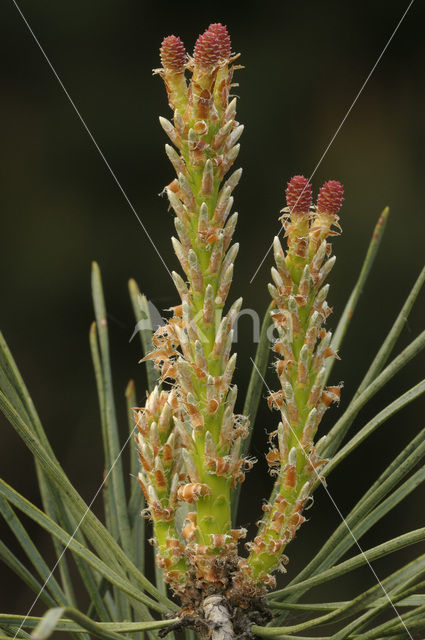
160,35,186,73
193,23,231,70
207,23,231,59
317,180,344,214
285,175,313,213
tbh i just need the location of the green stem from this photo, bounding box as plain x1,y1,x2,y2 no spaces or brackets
231,304,273,525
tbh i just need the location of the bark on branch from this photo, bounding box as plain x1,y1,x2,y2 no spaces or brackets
202,595,234,640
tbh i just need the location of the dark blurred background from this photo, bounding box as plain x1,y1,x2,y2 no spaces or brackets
1,0,425,620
